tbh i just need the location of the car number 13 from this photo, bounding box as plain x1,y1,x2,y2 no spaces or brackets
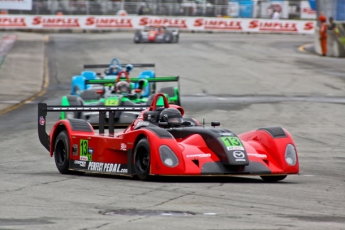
221,137,242,146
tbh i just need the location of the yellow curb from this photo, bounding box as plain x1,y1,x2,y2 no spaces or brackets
0,35,50,116
299,42,345,58
298,43,314,54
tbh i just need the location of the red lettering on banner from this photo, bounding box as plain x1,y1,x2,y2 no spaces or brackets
32,16,80,28
302,8,316,14
194,18,203,27
249,20,297,32
193,18,242,30
139,17,187,28
85,17,132,28
0,17,26,27
303,22,314,30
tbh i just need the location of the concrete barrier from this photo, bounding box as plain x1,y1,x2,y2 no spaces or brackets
314,27,345,57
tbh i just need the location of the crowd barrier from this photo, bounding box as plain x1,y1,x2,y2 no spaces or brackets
0,15,316,34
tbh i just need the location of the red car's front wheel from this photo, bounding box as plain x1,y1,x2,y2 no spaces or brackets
134,138,151,180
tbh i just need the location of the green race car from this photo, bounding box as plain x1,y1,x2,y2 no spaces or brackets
60,76,181,128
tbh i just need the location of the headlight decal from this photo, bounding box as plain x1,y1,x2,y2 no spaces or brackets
159,145,179,168
285,144,297,166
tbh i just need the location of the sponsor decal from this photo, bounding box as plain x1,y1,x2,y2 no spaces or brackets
85,17,133,28
139,17,187,28
186,153,211,158
80,156,88,161
233,151,246,161
39,116,45,125
80,139,92,161
74,160,86,167
120,143,127,151
247,153,267,159
220,133,234,136
134,121,150,129
0,17,26,27
233,151,245,158
249,20,297,32
227,146,244,151
88,162,128,173
194,18,242,30
32,16,80,28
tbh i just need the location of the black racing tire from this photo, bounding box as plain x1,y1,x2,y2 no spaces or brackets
134,32,141,44
260,175,287,182
54,131,71,174
134,138,151,180
175,35,179,43
164,33,172,43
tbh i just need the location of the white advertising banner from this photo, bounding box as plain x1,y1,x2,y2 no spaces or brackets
228,2,239,17
0,15,316,34
300,1,316,19
0,0,32,10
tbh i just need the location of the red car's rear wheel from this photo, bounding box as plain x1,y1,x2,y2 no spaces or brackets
54,131,70,174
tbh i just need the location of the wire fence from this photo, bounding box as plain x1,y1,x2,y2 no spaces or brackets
1,0,319,19
316,0,345,21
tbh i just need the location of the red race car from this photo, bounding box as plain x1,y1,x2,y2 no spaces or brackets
38,93,299,182
134,26,179,43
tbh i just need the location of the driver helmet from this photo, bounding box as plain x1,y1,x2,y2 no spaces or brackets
159,108,183,127
116,81,130,93
109,65,119,75
125,64,133,73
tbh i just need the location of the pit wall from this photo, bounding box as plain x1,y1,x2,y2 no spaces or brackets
0,15,316,34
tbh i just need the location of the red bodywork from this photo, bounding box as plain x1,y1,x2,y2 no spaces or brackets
45,93,299,178
147,26,165,42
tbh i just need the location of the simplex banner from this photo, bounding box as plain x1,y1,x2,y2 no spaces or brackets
0,15,316,34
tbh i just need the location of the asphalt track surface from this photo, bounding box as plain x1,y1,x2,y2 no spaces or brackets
0,33,345,230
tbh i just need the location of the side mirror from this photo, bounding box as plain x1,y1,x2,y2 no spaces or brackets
211,121,220,127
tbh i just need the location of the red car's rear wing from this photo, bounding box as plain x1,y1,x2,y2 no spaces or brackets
38,103,148,151
83,63,155,69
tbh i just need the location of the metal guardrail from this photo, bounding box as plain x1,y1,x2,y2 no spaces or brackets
2,0,318,19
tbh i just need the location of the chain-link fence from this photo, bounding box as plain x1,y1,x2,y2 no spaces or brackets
316,0,345,22
2,0,317,19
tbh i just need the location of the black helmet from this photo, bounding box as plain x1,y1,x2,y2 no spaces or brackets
159,108,183,127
